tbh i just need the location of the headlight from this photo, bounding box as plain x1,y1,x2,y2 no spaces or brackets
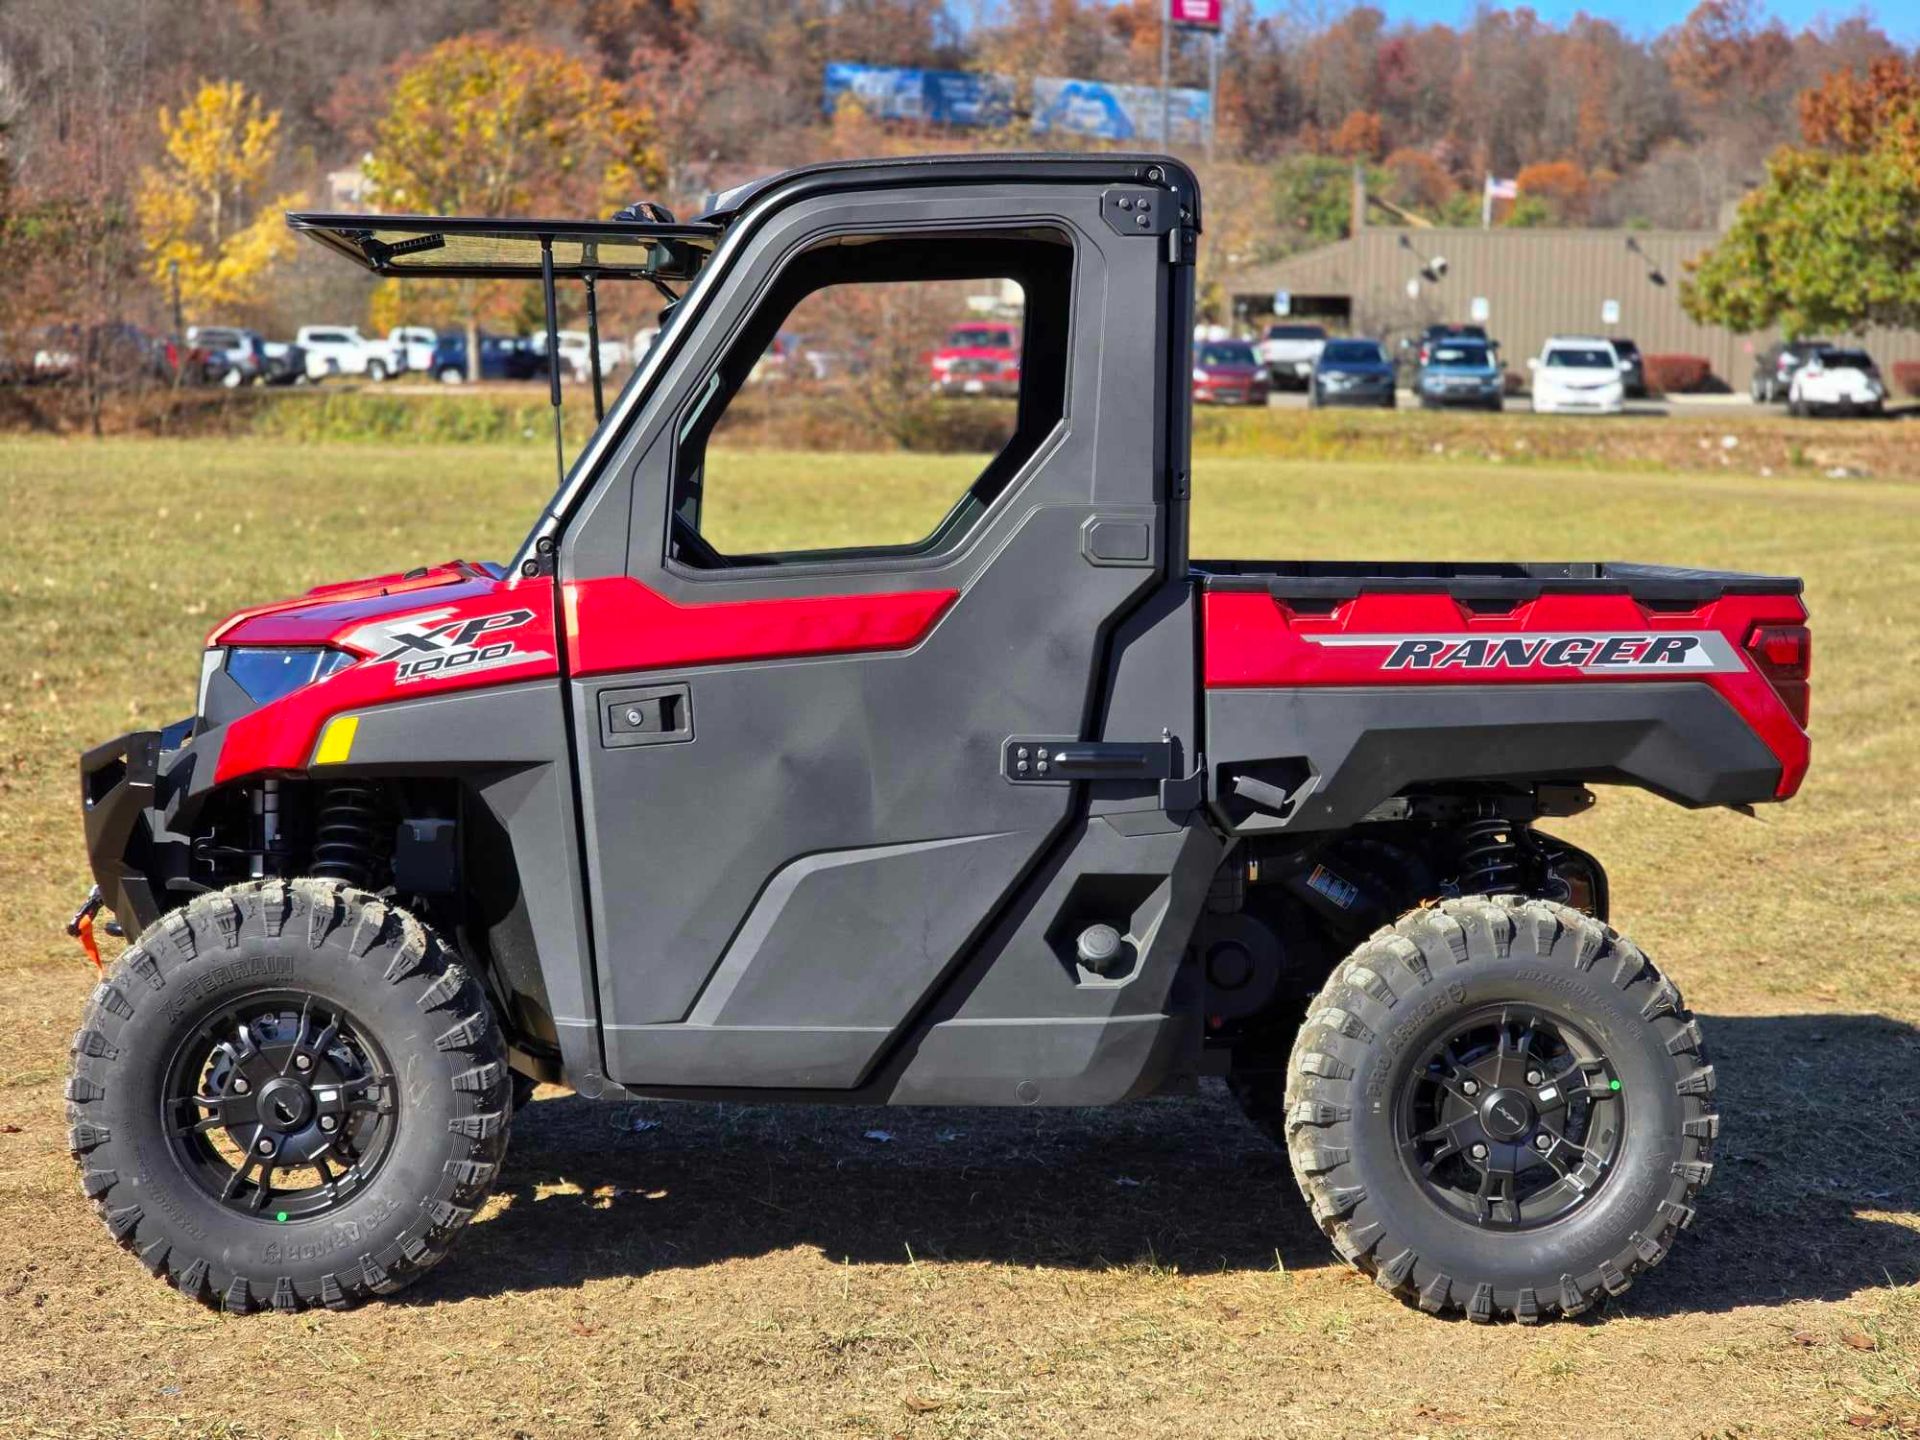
225,647,354,706
1253,366,1271,382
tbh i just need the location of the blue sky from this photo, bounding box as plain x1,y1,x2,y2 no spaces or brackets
1331,1,1919,46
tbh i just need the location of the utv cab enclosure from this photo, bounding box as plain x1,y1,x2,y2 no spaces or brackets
68,154,1811,1324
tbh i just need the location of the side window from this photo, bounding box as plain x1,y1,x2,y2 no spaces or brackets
668,229,1072,568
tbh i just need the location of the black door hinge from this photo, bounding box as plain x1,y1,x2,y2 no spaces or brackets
1101,188,1176,238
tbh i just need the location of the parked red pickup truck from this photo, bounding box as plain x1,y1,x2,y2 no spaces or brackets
69,154,1807,1325
928,318,1021,396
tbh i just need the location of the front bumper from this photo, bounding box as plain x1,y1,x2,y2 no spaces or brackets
1193,381,1270,405
1421,380,1503,405
1316,381,1396,407
78,720,209,936
1535,389,1623,413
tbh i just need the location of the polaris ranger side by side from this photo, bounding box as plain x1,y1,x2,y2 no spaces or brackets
67,154,1812,1322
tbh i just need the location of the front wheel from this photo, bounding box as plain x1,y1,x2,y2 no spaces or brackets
365,360,387,383
67,880,511,1312
1241,896,1715,1323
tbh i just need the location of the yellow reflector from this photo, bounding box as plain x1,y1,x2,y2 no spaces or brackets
314,715,359,766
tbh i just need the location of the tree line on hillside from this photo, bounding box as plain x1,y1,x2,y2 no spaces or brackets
0,0,1912,405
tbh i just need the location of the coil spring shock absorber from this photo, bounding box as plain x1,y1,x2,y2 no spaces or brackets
1457,808,1523,894
311,783,385,889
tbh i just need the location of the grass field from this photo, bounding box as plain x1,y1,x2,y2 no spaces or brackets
0,435,1916,1438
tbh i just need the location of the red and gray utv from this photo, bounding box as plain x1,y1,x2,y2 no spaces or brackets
67,154,1811,1322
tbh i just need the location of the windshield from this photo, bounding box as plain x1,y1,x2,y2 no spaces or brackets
1430,344,1492,367
946,326,1014,349
1265,324,1325,340
1545,347,1614,368
1323,341,1383,363
1200,342,1257,366
1818,350,1873,368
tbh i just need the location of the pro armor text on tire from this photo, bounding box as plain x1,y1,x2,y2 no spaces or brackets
66,879,510,1312
1248,895,1714,1323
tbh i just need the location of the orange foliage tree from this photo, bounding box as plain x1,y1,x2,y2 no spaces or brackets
1330,110,1385,161
1514,159,1592,223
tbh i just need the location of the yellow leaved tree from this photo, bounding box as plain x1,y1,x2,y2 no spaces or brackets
138,80,299,319
363,34,663,378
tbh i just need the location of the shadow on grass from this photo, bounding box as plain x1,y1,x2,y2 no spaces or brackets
416,1013,1920,1317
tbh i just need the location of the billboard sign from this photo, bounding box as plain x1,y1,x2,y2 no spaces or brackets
1170,0,1223,29
1032,76,1212,145
822,63,1013,128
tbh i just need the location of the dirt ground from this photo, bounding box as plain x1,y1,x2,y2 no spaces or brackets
0,438,1915,1438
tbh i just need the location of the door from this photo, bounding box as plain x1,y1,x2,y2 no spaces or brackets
558,178,1178,1089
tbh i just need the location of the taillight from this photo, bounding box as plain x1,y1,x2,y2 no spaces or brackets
1745,623,1811,728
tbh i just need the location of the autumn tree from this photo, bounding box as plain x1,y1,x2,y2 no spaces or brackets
137,80,298,318
1271,154,1381,248
1514,160,1593,224
1381,147,1453,213
362,33,664,377
1330,110,1385,161
1684,57,1920,335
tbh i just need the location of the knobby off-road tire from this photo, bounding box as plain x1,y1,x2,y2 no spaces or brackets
1244,895,1715,1323
67,879,510,1312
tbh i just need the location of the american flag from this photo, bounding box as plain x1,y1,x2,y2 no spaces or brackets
1485,176,1519,200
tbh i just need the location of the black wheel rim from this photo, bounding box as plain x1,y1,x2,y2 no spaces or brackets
1396,1004,1624,1231
162,990,397,1223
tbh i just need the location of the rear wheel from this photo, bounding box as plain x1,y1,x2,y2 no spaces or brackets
67,879,510,1312
366,360,388,383
1241,896,1714,1323
437,366,466,384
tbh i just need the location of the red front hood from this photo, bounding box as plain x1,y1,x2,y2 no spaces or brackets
208,560,503,651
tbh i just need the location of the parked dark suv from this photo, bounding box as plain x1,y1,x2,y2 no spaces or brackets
1611,337,1645,398
430,331,552,383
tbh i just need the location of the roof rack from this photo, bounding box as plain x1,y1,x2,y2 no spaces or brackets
288,209,726,487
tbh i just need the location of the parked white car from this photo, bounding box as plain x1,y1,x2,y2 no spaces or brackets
295,326,401,382
1255,322,1328,389
534,329,626,382
1529,336,1625,415
386,327,439,375
1788,346,1886,418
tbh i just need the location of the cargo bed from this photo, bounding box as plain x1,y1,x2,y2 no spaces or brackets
1193,560,1804,607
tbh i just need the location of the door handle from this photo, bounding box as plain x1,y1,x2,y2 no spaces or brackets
1002,737,1177,783
598,683,693,747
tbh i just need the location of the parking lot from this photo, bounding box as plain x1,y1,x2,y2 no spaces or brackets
1253,387,1904,419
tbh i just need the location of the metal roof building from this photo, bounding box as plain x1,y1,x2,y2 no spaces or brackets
1223,224,1920,385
